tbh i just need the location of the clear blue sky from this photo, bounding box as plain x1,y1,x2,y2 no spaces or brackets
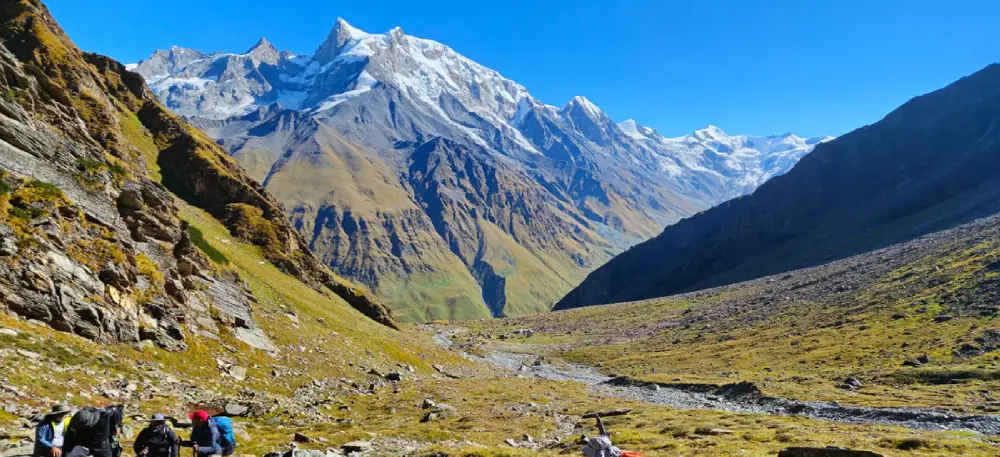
46,0,1000,138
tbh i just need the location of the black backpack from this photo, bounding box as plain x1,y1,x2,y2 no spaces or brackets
65,406,121,456
143,425,176,457
70,407,103,430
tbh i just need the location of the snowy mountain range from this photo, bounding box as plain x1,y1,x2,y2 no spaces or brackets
130,18,831,321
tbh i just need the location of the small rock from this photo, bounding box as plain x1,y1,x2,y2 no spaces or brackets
340,441,371,453
384,372,402,381
435,403,456,413
15,349,41,360
891,313,907,320
421,399,436,410
916,354,930,364
0,329,18,337
503,439,517,447
933,316,953,323
224,404,249,417
229,366,248,381
420,412,438,423
902,359,923,368
293,433,312,443
523,434,534,443
841,376,863,390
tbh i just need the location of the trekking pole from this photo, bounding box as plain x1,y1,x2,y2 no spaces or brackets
596,414,608,436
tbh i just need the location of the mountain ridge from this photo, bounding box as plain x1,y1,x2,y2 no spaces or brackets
130,18,830,321
556,62,1000,310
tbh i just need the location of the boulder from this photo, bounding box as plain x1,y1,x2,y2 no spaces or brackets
224,404,249,417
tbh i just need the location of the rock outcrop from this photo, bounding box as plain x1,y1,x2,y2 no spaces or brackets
0,0,395,352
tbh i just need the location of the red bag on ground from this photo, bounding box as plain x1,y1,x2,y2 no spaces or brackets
621,452,645,457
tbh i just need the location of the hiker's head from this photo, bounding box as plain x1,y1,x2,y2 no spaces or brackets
45,404,72,421
149,413,167,427
189,410,209,425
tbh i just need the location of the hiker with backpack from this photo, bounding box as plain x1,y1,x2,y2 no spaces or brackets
133,414,179,457
34,404,73,457
186,411,235,457
61,405,124,457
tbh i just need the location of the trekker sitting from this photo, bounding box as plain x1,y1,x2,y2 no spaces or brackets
34,404,73,457
133,414,178,457
187,411,223,457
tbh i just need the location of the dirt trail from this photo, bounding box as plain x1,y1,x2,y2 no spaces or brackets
435,331,1000,436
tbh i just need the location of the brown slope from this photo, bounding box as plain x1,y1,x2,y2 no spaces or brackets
407,138,615,317
557,63,1000,310
0,0,395,328
261,125,489,322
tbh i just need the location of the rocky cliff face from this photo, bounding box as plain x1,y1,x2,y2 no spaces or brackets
0,0,394,351
557,63,1000,310
132,19,829,321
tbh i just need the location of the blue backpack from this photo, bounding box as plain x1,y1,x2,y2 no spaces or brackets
212,417,235,447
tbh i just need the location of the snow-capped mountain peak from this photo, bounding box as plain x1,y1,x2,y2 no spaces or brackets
619,118,657,140
693,124,727,141
564,95,604,119
244,37,280,64
130,20,832,319
132,19,830,201
312,18,371,65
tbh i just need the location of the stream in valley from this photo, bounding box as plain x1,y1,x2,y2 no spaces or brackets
435,332,1000,436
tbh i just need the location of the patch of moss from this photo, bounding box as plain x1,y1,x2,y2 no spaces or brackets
66,238,126,273
224,203,283,256
0,178,69,243
74,156,128,190
135,252,164,285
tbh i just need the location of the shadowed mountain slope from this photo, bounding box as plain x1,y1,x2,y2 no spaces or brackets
557,63,1000,310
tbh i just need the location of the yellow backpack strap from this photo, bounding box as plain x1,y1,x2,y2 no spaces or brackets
51,416,69,431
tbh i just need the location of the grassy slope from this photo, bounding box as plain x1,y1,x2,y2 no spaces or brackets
258,127,489,322
4,317,997,456
465,218,1000,413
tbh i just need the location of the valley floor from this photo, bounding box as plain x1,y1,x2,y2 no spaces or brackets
2,213,1000,456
